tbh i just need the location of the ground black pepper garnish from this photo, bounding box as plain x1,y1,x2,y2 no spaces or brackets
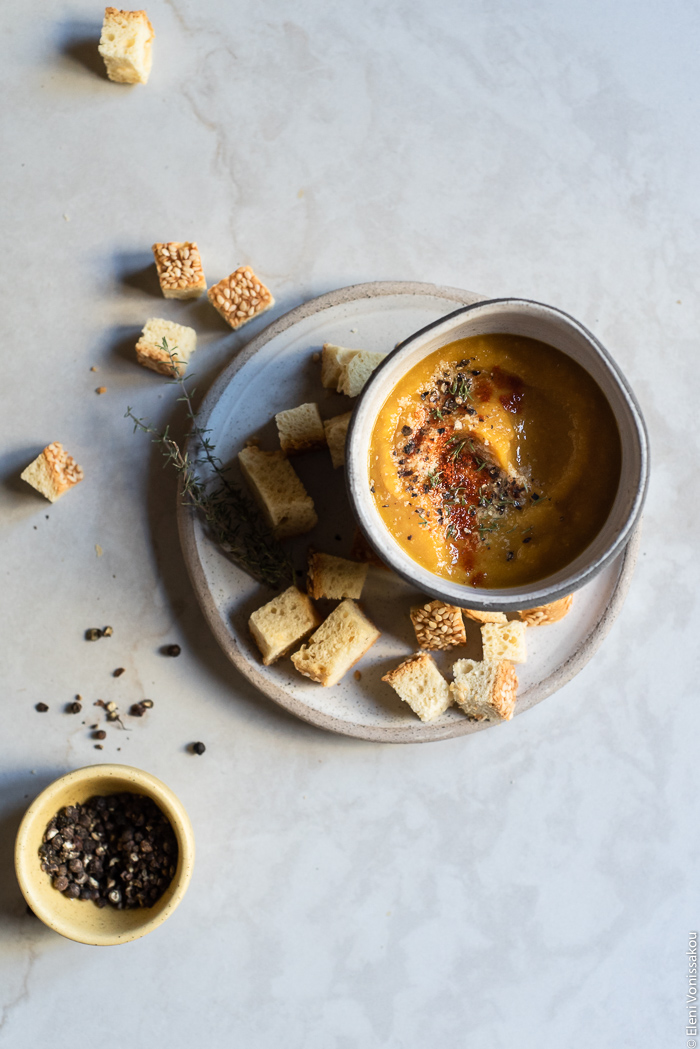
35,703,49,712
191,742,206,755
164,644,181,657
39,793,178,909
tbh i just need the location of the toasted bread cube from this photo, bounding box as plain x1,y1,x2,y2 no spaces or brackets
450,658,518,721
349,527,388,569
275,403,326,455
323,411,352,468
481,621,527,664
410,600,466,650
337,351,386,397
238,445,317,539
208,266,274,330
518,595,573,626
321,344,358,389
382,653,451,722
135,318,196,377
152,242,206,299
21,442,84,503
291,600,379,686
462,608,508,625
307,551,368,600
98,8,154,84
249,586,321,666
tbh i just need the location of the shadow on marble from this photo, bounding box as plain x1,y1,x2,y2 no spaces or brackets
102,323,144,370
114,250,163,299
55,18,108,81
0,445,51,501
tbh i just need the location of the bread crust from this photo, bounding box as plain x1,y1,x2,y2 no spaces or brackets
21,442,84,502
462,608,508,625
410,600,466,650
518,595,573,626
208,267,274,330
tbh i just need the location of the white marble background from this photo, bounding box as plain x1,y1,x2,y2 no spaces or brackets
1,1,698,1046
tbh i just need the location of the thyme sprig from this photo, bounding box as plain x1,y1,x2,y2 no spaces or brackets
126,339,294,589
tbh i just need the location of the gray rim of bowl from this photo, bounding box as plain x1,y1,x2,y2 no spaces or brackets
346,296,650,611
177,281,642,743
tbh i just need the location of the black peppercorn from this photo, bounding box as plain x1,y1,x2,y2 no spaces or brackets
35,702,49,712
165,644,181,657
191,742,206,755
113,668,125,677
85,628,101,641
93,730,106,740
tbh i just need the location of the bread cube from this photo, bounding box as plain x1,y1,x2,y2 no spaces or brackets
238,445,317,539
98,8,154,84
135,318,197,377
291,600,380,686
323,411,352,468
410,600,466,650
349,527,388,569
307,551,368,600
321,344,359,389
337,351,386,397
462,608,508,625
21,442,84,503
249,586,321,666
152,242,206,299
208,266,274,330
480,621,527,664
450,658,518,721
275,403,326,455
382,653,451,722
518,595,573,626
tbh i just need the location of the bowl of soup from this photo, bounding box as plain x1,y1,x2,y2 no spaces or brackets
346,298,648,611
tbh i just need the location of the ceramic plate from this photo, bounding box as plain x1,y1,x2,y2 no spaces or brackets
178,282,639,743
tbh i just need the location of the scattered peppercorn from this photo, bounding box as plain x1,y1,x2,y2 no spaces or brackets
35,703,49,713
94,744,103,750
85,628,101,641
191,742,206,755
164,644,181,657
93,730,106,740
39,793,178,909
113,668,125,677
506,551,514,561
67,701,82,714
523,537,532,544
129,703,145,717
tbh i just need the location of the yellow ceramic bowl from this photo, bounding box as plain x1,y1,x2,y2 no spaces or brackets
15,764,195,946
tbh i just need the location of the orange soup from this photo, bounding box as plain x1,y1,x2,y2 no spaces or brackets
368,334,621,588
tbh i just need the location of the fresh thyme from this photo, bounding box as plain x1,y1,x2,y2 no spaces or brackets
126,339,293,588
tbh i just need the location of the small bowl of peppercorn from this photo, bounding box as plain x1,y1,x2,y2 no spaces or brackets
14,764,195,946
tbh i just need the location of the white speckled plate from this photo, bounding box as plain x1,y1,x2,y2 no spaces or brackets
178,282,639,743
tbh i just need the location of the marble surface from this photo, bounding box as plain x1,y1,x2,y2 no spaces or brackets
0,1,697,1046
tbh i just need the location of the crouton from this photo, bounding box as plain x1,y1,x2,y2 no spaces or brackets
450,658,518,721
21,442,84,503
275,403,326,455
382,653,451,722
307,551,368,600
135,318,197,376
291,600,380,686
248,586,321,665
323,411,352,468
98,8,154,84
237,445,317,539
410,600,466,650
